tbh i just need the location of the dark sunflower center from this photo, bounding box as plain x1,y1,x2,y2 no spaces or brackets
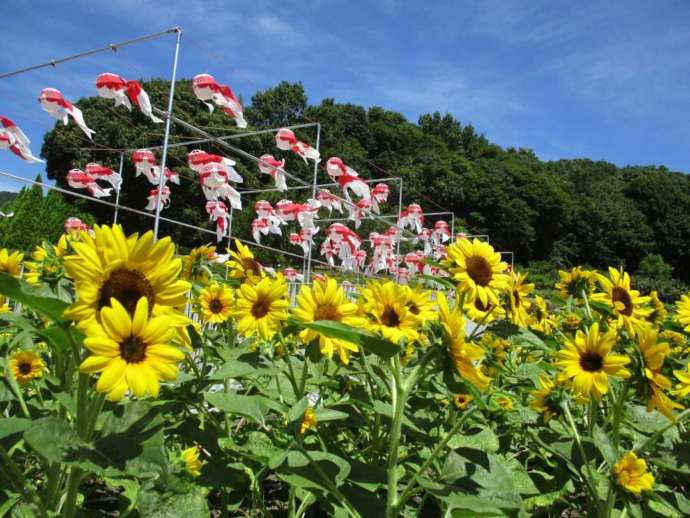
120,335,147,363
251,297,271,318
466,256,493,286
242,258,261,277
579,352,604,372
99,268,155,315
209,299,224,314
513,291,520,306
407,302,420,315
18,362,32,375
612,287,633,316
381,307,400,327
474,298,490,312
315,304,341,321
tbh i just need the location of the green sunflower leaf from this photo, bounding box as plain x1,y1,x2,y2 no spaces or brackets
0,272,69,321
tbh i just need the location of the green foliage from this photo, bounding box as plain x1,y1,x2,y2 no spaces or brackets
637,253,674,281
0,175,93,252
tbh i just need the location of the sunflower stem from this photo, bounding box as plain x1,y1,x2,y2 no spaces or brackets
582,290,594,321
562,400,602,514
385,355,406,518
6,369,31,418
397,407,478,509
611,379,630,449
634,407,690,454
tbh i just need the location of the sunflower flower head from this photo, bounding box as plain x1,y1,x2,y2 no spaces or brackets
676,293,690,333
444,238,509,307
614,452,654,494
299,407,317,434
453,393,473,410
495,394,514,411
63,224,190,328
292,277,365,364
182,244,217,282
226,240,264,285
637,327,683,420
438,292,491,391
591,267,651,337
198,282,234,324
463,295,505,325
556,322,631,400
233,275,289,341
10,350,45,384
24,235,71,286
361,280,421,344
530,375,565,423
80,297,184,401
506,271,534,327
0,248,23,277
555,267,597,301
181,446,203,477
403,285,437,325
647,291,667,325
530,295,556,334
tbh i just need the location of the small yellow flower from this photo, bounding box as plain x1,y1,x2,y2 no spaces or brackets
562,313,582,332
300,407,317,434
647,291,667,325
198,283,234,324
530,375,560,423
360,280,421,344
182,244,216,281
10,351,45,384
182,446,203,477
591,267,651,337
453,393,473,410
638,327,683,420
614,452,654,494
495,394,514,411
507,272,534,328
674,363,690,399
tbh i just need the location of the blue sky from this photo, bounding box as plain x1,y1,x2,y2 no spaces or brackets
1,0,690,192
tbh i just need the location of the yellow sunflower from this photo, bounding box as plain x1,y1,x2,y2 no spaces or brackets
646,290,667,325
530,375,561,423
233,276,289,340
438,292,491,391
10,351,45,384
661,330,689,357
637,327,683,420
463,295,505,324
79,297,184,401
360,280,421,344
453,393,473,410
591,267,651,337
182,244,216,281
299,407,317,434
292,277,366,364
507,272,534,327
555,267,597,301
403,285,437,325
0,248,23,277
674,364,690,399
63,224,190,327
676,293,690,332
24,235,71,286
555,322,631,400
530,295,556,334
495,394,514,411
614,452,654,494
226,240,263,285
198,283,234,324
0,295,10,313
444,238,509,306
182,446,203,477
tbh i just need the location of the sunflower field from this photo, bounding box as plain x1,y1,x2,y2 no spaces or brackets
1,225,690,517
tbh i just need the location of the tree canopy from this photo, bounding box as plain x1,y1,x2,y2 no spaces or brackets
37,80,690,282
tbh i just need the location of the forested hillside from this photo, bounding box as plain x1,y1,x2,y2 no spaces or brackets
35,80,690,284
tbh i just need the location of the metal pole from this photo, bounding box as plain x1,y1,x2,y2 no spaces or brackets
227,207,234,251
450,213,455,237
113,153,124,224
153,27,182,240
394,178,404,280
0,27,179,80
305,123,320,284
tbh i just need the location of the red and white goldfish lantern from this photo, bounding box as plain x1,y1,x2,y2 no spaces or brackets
0,116,43,163
38,88,95,140
192,74,247,127
95,73,163,123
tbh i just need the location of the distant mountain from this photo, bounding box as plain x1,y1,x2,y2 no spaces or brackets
0,191,17,207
